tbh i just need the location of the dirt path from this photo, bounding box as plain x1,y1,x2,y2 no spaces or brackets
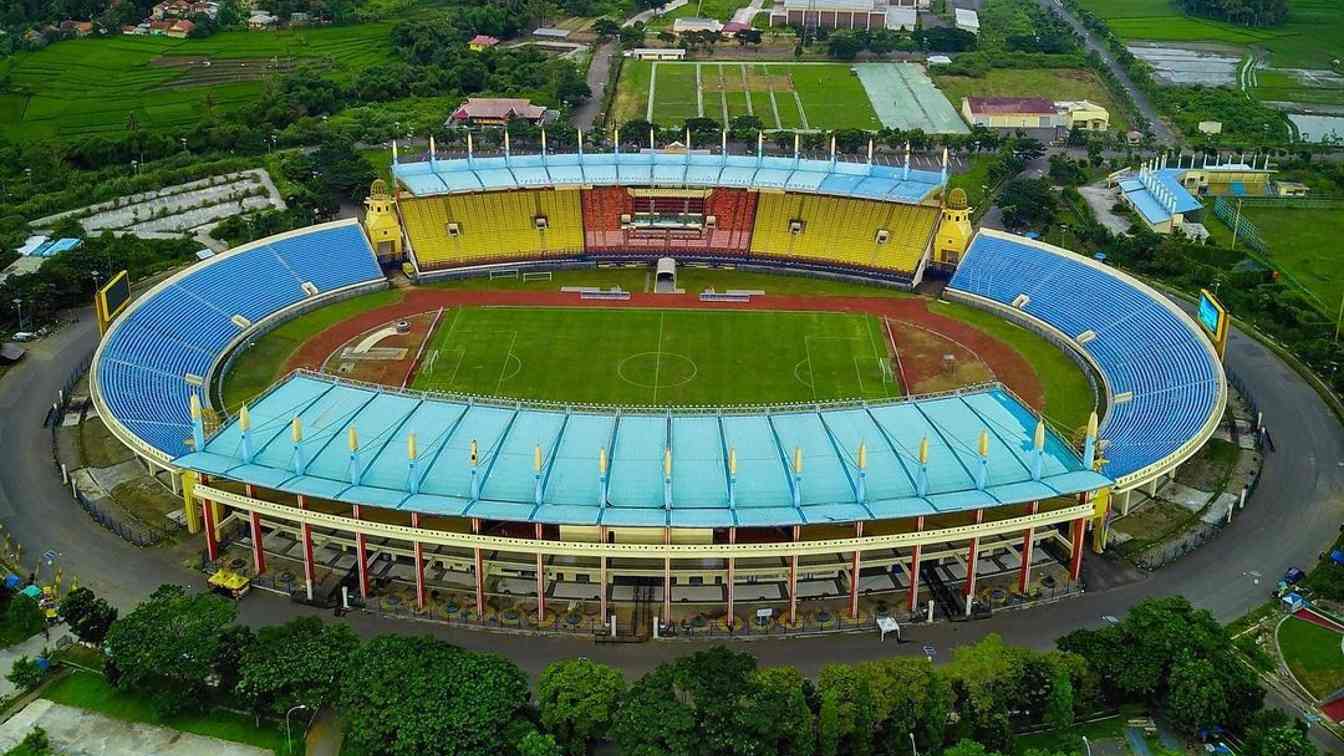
283,289,1045,411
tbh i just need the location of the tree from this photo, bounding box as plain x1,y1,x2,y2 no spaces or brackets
618,22,646,49
1045,667,1074,732
944,635,1020,749
998,178,1058,231
213,624,254,695
736,666,815,756
609,663,697,756
102,585,237,715
592,17,620,39
236,616,358,719
337,635,530,756
827,30,863,60
817,688,841,756
518,731,564,756
944,741,997,756
5,595,45,642
1165,653,1226,734
816,664,876,756
7,656,45,691
537,658,625,755
58,588,117,646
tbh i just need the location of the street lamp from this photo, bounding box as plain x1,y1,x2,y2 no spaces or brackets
908,732,918,755
1082,736,1093,756
11,298,22,332
131,159,139,176
285,704,310,753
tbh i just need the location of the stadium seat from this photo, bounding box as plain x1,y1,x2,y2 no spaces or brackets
946,233,1221,479
749,193,938,274
96,222,386,456
402,189,584,270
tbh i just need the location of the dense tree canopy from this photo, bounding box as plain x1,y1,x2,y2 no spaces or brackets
537,658,626,755
1178,0,1288,26
236,616,359,718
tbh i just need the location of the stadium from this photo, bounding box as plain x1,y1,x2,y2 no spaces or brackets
87,136,1227,635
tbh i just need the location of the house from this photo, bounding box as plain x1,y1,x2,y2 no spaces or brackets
148,19,174,34
1057,100,1109,131
289,11,311,25
625,47,687,61
165,18,194,37
954,8,979,34
886,6,916,30
721,21,750,36
532,27,571,39
449,97,548,127
248,12,276,29
928,54,952,65
769,0,905,31
59,20,95,37
1273,180,1309,197
961,96,1057,129
469,34,499,51
672,17,722,34
151,0,192,19
1198,120,1223,135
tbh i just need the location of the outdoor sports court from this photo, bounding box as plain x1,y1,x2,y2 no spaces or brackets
630,61,967,133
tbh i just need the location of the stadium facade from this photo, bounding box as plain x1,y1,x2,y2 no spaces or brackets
88,146,1225,630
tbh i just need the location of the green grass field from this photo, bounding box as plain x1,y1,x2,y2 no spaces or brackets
614,60,881,130
1204,205,1344,314
1076,0,1344,69
412,307,901,405
0,23,396,140
933,68,1131,131
42,671,300,754
649,0,754,26
1278,616,1344,698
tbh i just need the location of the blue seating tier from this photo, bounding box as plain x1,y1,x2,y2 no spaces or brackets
96,222,385,456
947,232,1221,479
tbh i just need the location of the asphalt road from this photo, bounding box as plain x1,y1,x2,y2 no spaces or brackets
3,293,1342,744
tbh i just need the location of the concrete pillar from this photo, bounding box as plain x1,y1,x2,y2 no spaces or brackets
907,515,924,612
298,495,316,600
599,526,608,621
351,505,370,599
472,518,485,620
849,522,863,620
1069,517,1086,581
243,485,265,575
726,527,736,625
201,494,218,561
789,525,800,624
1120,489,1132,516
1019,501,1038,593
411,512,425,610
963,508,984,602
181,472,200,535
663,527,672,625
535,523,545,622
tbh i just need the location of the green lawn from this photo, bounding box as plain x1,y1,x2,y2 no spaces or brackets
614,61,881,130
947,154,996,211
650,0,754,25
0,23,396,141
933,68,1130,132
42,671,300,754
930,299,1097,434
1278,616,1344,698
220,288,403,411
1012,711,1133,754
1204,205,1344,314
1076,0,1344,69
412,307,902,405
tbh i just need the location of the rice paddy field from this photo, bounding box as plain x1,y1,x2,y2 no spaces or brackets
1075,0,1343,69
411,307,902,406
614,60,883,130
0,23,396,141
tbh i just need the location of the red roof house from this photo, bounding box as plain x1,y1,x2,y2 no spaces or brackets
450,97,548,126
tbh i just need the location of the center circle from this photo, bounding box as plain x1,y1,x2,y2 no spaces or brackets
617,351,698,389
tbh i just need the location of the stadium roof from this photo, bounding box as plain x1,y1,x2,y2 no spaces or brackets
175,373,1109,528
392,150,946,205
1118,167,1203,225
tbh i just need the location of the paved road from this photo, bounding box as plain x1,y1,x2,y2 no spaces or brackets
572,41,617,132
1032,0,1175,144
3,289,1342,745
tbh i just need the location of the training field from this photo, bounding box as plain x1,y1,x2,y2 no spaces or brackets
0,24,394,140
1075,0,1342,69
410,307,900,406
1204,204,1344,313
615,61,965,132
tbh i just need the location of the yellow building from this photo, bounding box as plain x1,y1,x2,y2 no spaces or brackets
960,97,1109,131
1057,100,1109,131
933,188,973,267
362,180,403,262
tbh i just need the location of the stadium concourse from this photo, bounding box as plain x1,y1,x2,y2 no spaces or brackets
85,149,1227,632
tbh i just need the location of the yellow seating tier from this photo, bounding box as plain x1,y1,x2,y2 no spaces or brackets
749,193,938,273
401,189,584,269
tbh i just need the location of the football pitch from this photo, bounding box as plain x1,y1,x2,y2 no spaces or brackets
410,307,900,406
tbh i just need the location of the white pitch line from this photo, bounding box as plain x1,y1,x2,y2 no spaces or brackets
648,61,658,122
494,331,519,395
653,312,665,404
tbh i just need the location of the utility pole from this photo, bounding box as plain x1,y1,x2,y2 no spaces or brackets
1230,198,1243,250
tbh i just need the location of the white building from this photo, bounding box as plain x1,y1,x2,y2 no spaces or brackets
954,8,979,34
672,17,723,34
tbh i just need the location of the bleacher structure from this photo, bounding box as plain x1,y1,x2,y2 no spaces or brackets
946,228,1226,500
390,147,947,284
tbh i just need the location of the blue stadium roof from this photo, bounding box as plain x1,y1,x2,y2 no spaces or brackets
392,150,946,205
176,373,1109,528
1119,168,1203,225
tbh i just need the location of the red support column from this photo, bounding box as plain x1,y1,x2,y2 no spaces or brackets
963,508,984,601
1018,501,1039,594
535,523,546,622
201,494,218,561
244,484,266,575
849,522,863,620
663,527,672,626
788,525,800,624
907,515,924,612
298,496,316,600
472,518,485,620
726,527,736,626
1069,518,1086,581
352,505,370,599
411,512,426,610
599,526,608,622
